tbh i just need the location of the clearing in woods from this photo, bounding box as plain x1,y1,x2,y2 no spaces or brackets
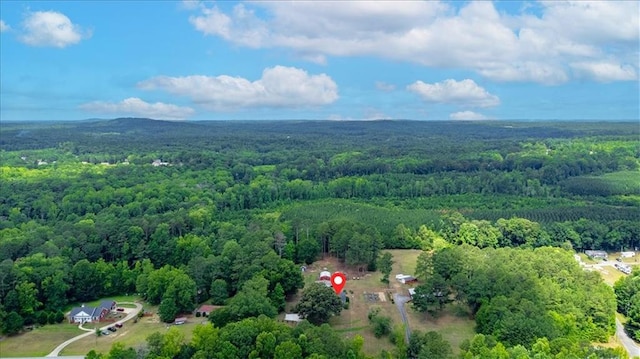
290,249,475,355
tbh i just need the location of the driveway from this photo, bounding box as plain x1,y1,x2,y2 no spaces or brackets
46,302,143,357
393,293,412,344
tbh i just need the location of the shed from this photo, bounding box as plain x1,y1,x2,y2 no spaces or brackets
284,313,301,324
196,305,217,317
319,271,331,281
396,275,417,284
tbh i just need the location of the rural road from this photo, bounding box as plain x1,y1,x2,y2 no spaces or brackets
576,255,640,358
46,302,142,357
393,293,412,344
616,318,640,358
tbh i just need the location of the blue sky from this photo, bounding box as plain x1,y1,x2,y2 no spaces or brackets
0,1,638,121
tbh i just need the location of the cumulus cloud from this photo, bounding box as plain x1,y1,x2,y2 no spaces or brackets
408,79,500,108
187,1,639,84
80,97,194,120
138,66,338,110
0,20,10,32
450,111,488,121
571,61,637,82
19,11,91,48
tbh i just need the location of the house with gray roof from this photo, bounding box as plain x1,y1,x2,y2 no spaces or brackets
68,300,116,323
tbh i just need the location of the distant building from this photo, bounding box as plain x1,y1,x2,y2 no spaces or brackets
585,250,608,260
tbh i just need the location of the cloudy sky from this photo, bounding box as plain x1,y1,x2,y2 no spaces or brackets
1,1,638,121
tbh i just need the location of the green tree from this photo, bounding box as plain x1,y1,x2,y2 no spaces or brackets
269,283,286,312
377,252,393,286
159,296,179,323
295,282,343,325
15,281,42,322
274,340,302,359
210,279,229,305
107,342,137,359
297,238,321,265
2,311,24,335
417,331,453,359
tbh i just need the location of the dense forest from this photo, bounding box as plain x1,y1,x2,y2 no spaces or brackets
0,119,638,358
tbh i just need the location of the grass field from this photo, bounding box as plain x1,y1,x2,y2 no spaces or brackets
61,314,204,356
0,323,84,357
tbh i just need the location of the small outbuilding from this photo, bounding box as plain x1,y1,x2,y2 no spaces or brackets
319,271,331,281
195,305,217,317
284,313,302,324
396,274,417,284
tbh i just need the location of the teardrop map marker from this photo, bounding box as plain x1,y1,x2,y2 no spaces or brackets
330,272,346,295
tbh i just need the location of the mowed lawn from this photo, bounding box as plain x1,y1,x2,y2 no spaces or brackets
0,323,84,357
61,314,204,356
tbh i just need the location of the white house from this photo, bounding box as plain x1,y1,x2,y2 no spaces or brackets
69,300,116,323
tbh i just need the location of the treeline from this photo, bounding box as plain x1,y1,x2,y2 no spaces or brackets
412,246,619,357
86,317,370,359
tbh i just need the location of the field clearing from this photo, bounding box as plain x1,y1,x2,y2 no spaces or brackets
61,314,203,356
0,323,84,357
299,255,397,355
294,249,473,355
405,305,476,354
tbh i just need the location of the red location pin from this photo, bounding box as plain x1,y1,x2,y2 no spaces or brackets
330,272,346,295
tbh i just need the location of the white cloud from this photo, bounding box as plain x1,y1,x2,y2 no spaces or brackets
375,81,396,92
408,79,500,108
19,11,90,48
450,111,488,121
138,66,338,110
187,1,639,84
571,61,637,82
80,97,194,120
0,20,10,32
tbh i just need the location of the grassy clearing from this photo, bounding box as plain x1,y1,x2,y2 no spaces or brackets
293,249,473,356
61,314,204,356
405,305,476,354
0,323,84,357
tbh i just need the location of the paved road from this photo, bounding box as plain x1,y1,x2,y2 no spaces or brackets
616,318,640,358
46,302,142,357
576,255,640,358
393,293,412,344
